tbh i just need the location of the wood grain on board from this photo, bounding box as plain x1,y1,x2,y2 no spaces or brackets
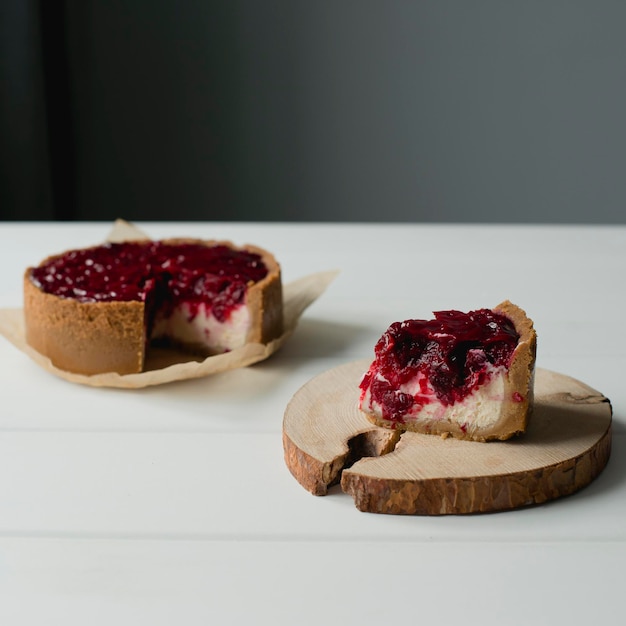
283,360,612,515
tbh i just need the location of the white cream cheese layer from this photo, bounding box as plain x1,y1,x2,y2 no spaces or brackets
152,301,251,353
361,365,508,433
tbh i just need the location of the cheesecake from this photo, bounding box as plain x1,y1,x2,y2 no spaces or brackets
24,238,283,375
358,301,536,441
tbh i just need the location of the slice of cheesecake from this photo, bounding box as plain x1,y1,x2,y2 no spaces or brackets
24,238,283,375
358,301,537,441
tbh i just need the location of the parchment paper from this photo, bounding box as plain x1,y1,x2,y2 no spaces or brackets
0,220,338,388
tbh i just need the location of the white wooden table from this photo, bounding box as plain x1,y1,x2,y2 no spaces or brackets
0,222,624,625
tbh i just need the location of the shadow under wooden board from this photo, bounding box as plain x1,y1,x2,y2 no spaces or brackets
283,360,612,515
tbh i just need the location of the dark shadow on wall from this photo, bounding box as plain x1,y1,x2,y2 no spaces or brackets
63,1,253,222
1,0,55,219
2,0,257,221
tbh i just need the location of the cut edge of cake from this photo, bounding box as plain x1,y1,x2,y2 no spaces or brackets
359,301,537,442
23,239,283,376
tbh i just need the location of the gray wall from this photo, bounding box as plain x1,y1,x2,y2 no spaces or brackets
5,1,626,222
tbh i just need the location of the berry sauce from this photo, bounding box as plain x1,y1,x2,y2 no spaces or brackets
360,309,519,422
30,241,269,323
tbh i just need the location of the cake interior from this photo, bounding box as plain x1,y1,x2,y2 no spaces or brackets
359,309,521,431
30,241,270,353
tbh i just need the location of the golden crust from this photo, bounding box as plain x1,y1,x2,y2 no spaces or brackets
489,300,537,441
24,239,283,375
24,276,146,375
361,301,537,442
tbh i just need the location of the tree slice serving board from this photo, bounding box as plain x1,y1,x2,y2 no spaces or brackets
283,360,612,515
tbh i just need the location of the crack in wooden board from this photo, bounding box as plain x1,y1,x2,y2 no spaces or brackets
283,361,612,515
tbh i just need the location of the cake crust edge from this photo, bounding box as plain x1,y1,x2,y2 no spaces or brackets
360,300,538,442
23,238,283,375
24,275,146,375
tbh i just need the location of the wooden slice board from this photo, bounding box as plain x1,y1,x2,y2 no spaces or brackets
283,360,612,515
